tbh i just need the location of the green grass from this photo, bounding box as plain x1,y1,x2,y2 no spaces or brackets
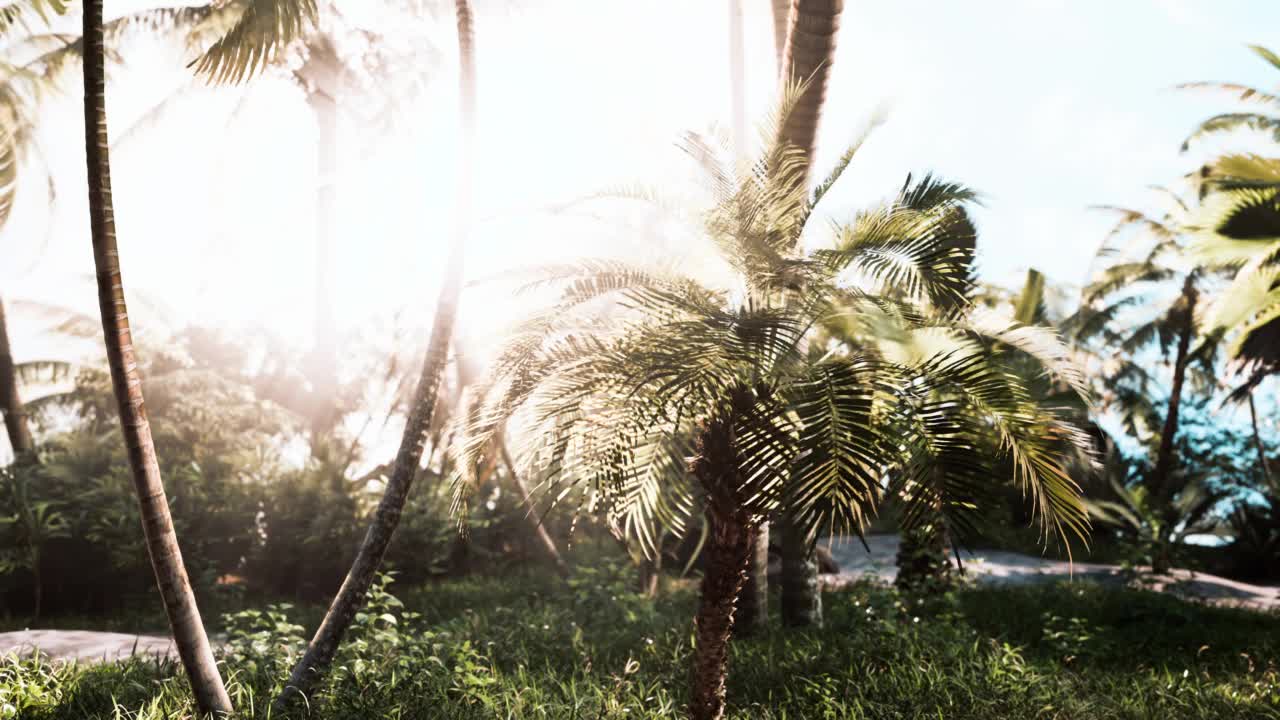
3,563,1279,719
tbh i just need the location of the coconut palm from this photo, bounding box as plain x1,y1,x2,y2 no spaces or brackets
1178,45,1280,395
1071,195,1216,573
451,96,1087,720
771,0,845,630
80,0,234,714
275,0,475,708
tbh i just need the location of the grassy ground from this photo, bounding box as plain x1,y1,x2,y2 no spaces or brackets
3,562,1279,719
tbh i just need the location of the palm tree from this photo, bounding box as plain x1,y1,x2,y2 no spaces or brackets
772,0,845,630
725,0,770,636
80,0,232,714
1072,196,1212,574
1178,45,1280,395
275,0,475,708
452,103,1087,720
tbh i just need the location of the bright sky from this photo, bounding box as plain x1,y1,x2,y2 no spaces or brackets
2,1,1278,428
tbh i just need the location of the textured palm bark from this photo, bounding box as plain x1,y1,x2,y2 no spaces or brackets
734,523,769,634
0,296,34,457
689,401,754,720
82,3,231,715
779,511,821,627
775,0,843,187
1150,278,1197,507
274,1,477,710
691,506,753,720
769,0,791,72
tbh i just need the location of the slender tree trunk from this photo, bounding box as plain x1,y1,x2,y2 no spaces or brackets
498,440,570,577
274,2,476,709
0,296,34,458
769,0,791,74
456,347,569,576
82,3,231,715
725,0,768,634
728,0,747,164
775,0,843,188
1248,391,1273,489
774,0,843,628
1148,280,1197,576
300,35,345,461
1149,280,1197,506
778,511,821,627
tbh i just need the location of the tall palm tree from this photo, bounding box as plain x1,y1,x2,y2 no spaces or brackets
80,0,232,714
275,0,475,708
452,106,1087,720
772,0,845,630
1178,45,1280,395
725,0,769,636
1072,196,1212,573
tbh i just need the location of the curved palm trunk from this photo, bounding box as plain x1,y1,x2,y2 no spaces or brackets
457,348,569,576
274,1,477,709
0,296,34,458
81,3,231,715
775,0,843,187
1149,279,1197,575
498,440,570,577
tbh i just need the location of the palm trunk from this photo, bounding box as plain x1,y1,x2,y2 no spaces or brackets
274,1,476,709
769,0,791,73
457,347,569,576
775,0,843,187
778,511,821,627
728,0,747,163
0,296,34,458
1149,279,1197,506
774,0,843,628
725,0,768,634
82,3,231,715
307,85,340,454
498,440,570,577
1248,391,1273,490
734,523,769,633
691,508,753,720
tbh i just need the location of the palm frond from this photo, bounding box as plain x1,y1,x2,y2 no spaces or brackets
1182,112,1280,150
190,0,318,85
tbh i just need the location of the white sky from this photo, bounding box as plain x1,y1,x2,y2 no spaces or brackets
2,1,1278,432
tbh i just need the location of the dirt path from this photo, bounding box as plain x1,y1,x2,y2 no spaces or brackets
822,534,1280,612
4,535,1277,663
